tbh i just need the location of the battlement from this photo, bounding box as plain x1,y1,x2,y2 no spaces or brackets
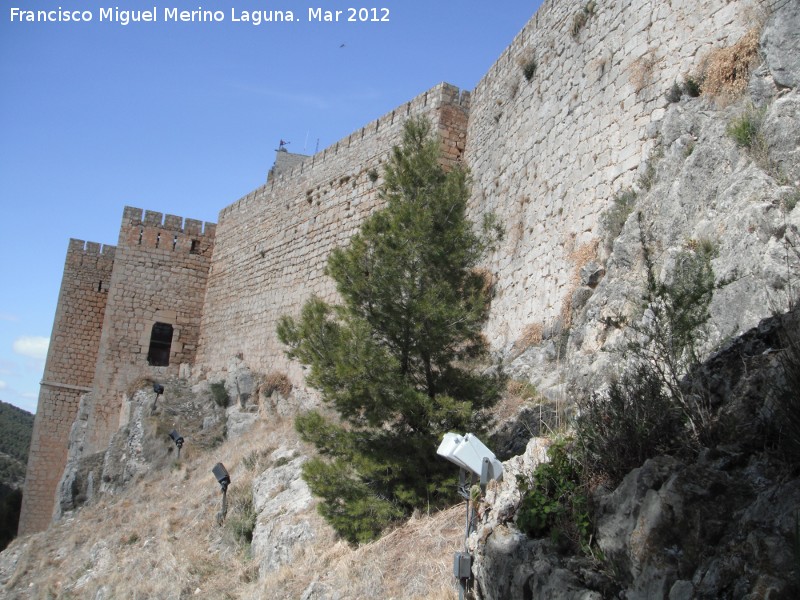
67,238,116,259
24,0,769,535
122,206,216,237
119,206,216,255
221,82,470,220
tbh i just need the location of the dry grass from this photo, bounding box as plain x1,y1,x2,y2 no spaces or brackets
261,371,292,398
701,28,761,102
492,379,543,425
515,322,544,350
560,239,600,329
314,507,463,599
2,401,464,599
630,53,655,93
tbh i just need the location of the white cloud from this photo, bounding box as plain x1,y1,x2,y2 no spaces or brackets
13,336,50,360
0,380,7,390
0,313,19,322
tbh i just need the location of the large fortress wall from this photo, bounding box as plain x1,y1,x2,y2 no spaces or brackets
23,0,772,533
196,83,469,378
85,207,215,452
465,0,764,350
19,240,115,534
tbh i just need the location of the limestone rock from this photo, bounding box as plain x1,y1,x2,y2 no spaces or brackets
473,311,800,599
225,404,259,440
761,0,800,89
250,448,315,577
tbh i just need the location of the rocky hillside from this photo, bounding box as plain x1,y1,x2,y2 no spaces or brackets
473,306,800,599
1,2,799,598
470,3,800,598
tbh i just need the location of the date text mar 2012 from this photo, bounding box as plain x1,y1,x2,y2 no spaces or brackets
308,7,390,22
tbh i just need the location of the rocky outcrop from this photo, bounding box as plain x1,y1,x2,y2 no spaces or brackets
251,447,316,577
472,306,800,600
503,0,800,449
55,378,228,518
474,2,800,578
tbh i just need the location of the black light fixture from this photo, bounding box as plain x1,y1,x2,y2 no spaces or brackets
169,429,184,459
151,383,165,415
212,462,231,523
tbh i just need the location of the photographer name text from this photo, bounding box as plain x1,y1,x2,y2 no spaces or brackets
9,6,391,26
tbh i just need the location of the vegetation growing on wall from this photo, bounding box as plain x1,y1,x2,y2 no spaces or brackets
521,56,538,82
518,217,720,548
701,27,760,100
571,1,596,38
278,117,504,544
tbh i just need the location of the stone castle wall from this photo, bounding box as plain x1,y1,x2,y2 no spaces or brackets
465,0,765,351
85,207,216,453
20,240,115,534
195,82,469,379
22,0,771,533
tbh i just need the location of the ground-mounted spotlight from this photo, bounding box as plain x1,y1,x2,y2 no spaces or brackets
151,383,165,414
212,462,231,523
169,429,184,459
436,433,503,600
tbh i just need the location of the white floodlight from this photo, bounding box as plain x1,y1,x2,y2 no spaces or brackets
437,432,504,600
437,432,503,483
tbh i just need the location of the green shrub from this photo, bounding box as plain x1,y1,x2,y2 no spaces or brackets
210,382,229,408
575,364,685,484
517,439,591,551
684,77,702,98
522,57,537,81
629,218,718,443
666,82,683,103
226,487,257,546
783,190,799,213
727,109,764,149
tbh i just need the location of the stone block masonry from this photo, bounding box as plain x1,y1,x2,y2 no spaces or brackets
85,207,215,454
196,82,469,380
22,0,768,532
465,0,764,351
19,240,115,534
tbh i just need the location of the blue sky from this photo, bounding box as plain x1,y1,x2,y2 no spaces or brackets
0,0,540,414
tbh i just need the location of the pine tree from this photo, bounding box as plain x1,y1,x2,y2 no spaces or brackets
277,117,503,543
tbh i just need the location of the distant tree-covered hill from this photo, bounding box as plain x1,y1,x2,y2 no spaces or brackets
0,400,32,551
0,400,34,489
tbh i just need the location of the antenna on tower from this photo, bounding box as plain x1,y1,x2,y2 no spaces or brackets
315,138,320,154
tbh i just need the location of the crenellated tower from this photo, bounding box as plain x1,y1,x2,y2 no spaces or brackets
19,207,215,534
19,240,115,534
85,207,215,454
